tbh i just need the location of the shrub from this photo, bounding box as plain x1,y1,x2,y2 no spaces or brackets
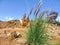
47,12,58,24
56,21,60,25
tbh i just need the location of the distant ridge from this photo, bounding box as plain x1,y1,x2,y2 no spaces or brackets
0,20,21,28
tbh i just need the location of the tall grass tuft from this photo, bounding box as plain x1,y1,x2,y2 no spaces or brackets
26,14,49,45
26,0,49,45
27,5,49,45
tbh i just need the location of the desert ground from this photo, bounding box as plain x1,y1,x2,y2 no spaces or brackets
0,23,60,45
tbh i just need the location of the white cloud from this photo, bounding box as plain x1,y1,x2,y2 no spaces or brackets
5,17,13,21
0,16,15,21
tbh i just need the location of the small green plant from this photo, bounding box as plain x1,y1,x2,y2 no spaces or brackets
26,0,49,45
56,21,60,25
26,17,48,45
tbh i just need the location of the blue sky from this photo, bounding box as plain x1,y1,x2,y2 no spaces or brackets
0,0,60,21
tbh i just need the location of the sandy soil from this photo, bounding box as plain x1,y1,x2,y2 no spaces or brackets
0,28,28,45
0,24,60,45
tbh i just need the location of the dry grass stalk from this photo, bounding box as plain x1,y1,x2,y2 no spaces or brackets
29,8,33,16
39,9,49,19
34,0,42,16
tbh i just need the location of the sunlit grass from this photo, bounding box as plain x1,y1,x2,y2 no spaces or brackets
26,17,49,45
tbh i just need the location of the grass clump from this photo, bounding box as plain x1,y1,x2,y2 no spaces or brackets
26,17,48,45
26,0,49,45
56,21,60,25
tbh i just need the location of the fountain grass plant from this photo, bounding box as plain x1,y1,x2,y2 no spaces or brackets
26,17,49,45
26,10,50,45
26,0,49,45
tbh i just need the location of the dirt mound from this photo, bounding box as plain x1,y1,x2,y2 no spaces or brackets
0,28,28,45
0,20,21,28
0,20,60,45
